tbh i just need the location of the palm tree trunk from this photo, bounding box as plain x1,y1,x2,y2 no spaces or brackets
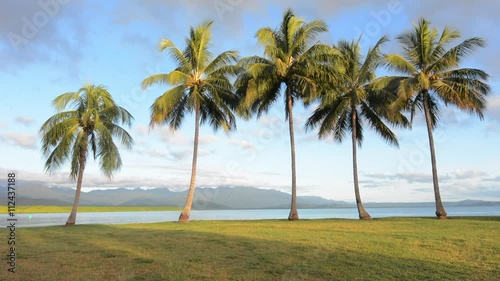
65,147,87,226
351,110,371,220
423,92,447,219
286,87,299,221
179,106,201,222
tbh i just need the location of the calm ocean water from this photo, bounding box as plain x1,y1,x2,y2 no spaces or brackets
2,206,499,227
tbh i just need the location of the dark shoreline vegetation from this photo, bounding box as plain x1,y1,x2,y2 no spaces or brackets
39,8,491,224
1,217,498,280
0,206,183,214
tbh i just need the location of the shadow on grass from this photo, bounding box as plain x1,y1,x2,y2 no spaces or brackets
7,221,499,281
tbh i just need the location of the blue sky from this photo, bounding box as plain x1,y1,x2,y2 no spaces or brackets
1,0,499,203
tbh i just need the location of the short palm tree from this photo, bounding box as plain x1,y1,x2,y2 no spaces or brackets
380,18,490,219
40,84,134,226
235,9,337,220
306,38,409,219
142,21,239,222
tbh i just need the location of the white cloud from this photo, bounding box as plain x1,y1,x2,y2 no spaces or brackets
169,150,190,160
358,169,500,202
482,176,500,183
226,139,257,151
198,149,215,157
144,147,167,158
449,169,488,179
486,95,500,123
359,170,500,200
362,169,492,187
362,172,432,185
258,115,282,127
139,146,189,160
438,107,478,127
157,127,186,145
15,116,35,126
135,124,188,146
0,164,274,192
136,125,216,146
199,135,218,145
134,124,150,137
0,132,37,149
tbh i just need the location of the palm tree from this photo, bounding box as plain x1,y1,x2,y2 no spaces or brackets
235,9,337,221
306,38,409,219
40,84,134,226
142,21,238,222
380,18,490,219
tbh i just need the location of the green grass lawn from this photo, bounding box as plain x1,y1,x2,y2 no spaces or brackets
1,217,498,280
2,205,182,214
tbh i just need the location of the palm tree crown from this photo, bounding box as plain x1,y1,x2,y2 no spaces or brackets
380,18,491,218
307,37,408,145
383,18,490,122
236,9,336,116
40,84,134,178
142,21,239,131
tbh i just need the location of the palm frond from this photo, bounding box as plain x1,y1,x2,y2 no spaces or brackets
352,109,364,147
431,37,486,73
43,123,81,175
290,20,328,57
68,130,86,180
204,50,239,74
256,27,277,58
41,84,134,180
199,93,236,132
432,78,488,118
52,91,81,111
358,36,388,83
430,26,460,62
238,56,271,69
159,39,190,70
193,21,214,70
149,85,188,128
384,54,417,75
141,71,188,89
425,93,440,129
104,122,134,149
360,102,399,147
93,122,122,179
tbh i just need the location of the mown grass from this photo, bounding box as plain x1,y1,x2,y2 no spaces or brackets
2,205,182,214
1,217,498,280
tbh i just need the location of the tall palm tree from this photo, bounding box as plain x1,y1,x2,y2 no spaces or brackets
40,84,134,226
379,18,490,219
142,21,238,222
235,9,337,221
306,38,409,219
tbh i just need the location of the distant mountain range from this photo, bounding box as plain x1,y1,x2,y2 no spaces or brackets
1,183,499,209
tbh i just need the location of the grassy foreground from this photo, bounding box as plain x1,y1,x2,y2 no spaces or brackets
2,205,182,214
1,217,498,281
